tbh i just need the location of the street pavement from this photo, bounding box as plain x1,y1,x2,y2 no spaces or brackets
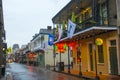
1,62,84,80
1,62,120,80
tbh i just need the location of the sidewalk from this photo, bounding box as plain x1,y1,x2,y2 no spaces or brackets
62,69,120,80
0,72,13,80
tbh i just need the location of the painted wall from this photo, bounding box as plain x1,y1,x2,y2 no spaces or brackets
72,31,118,75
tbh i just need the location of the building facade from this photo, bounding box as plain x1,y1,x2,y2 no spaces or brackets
0,0,6,77
29,26,72,69
52,0,119,76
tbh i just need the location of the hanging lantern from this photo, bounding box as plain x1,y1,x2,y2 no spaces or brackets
55,45,58,51
95,38,103,45
56,43,67,53
71,11,76,22
68,42,74,47
64,43,67,50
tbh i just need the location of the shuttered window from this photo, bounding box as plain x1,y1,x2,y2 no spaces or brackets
98,45,104,63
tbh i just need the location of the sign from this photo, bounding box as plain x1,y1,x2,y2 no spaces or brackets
67,19,76,38
48,34,54,46
95,38,103,45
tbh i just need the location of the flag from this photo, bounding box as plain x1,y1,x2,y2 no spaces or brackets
62,21,66,30
48,34,54,46
57,24,63,41
67,19,76,38
7,47,12,53
56,24,58,32
41,41,47,51
71,11,76,22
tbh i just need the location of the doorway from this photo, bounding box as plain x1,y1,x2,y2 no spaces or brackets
109,40,118,75
109,47,118,75
88,43,94,71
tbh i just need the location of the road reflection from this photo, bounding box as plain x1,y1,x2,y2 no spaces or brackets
7,63,83,80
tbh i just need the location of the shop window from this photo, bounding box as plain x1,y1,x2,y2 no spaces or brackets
98,45,104,63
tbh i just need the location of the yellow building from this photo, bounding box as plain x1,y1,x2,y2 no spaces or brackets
52,0,119,76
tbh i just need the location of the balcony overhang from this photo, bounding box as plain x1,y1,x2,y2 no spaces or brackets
32,46,45,53
54,26,117,44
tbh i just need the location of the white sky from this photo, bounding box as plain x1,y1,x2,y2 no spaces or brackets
2,0,70,47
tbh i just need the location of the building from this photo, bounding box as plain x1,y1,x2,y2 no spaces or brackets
29,26,54,67
29,26,72,69
52,0,119,77
12,44,20,54
0,0,7,77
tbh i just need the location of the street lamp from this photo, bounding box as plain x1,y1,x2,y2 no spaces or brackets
67,46,71,73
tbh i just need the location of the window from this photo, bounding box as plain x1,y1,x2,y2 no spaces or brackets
88,44,92,54
98,45,104,63
110,40,116,46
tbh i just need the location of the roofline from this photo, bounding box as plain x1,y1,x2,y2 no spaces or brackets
52,0,73,23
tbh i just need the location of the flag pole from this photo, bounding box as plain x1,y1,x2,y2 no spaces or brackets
53,24,56,71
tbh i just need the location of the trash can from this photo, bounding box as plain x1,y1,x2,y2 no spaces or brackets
58,62,64,71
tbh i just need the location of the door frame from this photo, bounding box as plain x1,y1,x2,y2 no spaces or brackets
107,37,119,74
87,42,94,71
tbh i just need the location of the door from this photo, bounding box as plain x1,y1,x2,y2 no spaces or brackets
88,43,94,71
109,47,118,75
40,53,45,67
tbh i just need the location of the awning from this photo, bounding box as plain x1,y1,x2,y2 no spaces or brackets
33,46,45,53
54,26,117,44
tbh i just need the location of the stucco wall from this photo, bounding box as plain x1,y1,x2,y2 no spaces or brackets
72,31,118,75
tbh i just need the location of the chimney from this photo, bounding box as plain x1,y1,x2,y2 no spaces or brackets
47,26,51,30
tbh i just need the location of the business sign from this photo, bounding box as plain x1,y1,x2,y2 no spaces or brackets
95,38,103,45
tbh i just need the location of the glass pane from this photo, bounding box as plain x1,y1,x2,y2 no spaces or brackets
98,45,104,63
110,40,116,46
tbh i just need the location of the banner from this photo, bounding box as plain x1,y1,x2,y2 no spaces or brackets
56,24,63,41
67,19,76,38
7,47,12,53
41,41,47,51
48,34,54,46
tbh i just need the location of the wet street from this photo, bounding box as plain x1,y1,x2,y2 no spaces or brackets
6,62,82,80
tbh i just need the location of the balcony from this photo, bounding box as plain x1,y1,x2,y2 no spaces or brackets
52,0,117,43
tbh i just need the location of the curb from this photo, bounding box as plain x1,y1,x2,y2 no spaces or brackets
52,70,95,80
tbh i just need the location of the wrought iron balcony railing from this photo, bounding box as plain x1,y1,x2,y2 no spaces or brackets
54,16,116,42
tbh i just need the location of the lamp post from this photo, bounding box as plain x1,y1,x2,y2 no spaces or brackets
93,34,99,80
59,51,61,71
68,45,71,73
94,44,99,80
53,44,56,71
53,25,56,71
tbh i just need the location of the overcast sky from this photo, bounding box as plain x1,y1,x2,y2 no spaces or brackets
2,0,70,47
